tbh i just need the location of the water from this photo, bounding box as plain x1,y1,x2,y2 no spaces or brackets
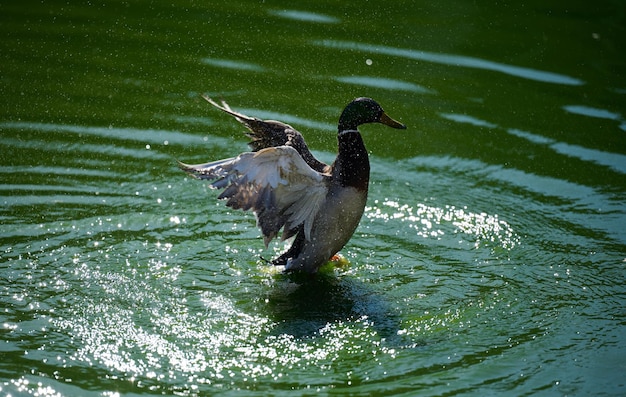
1,1,625,396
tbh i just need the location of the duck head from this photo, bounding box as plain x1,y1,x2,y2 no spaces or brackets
338,97,406,132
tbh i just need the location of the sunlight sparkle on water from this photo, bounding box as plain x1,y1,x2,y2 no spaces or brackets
366,200,519,250
8,376,64,397
53,274,404,388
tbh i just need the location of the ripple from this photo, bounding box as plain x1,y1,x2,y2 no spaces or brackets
563,104,626,132
440,113,626,174
270,9,340,24
506,128,626,175
505,128,556,145
53,266,403,390
404,155,626,245
0,121,226,148
315,40,585,86
200,58,265,72
440,113,497,129
550,141,626,174
563,105,622,121
335,76,434,93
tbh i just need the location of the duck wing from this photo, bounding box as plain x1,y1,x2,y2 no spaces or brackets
178,146,330,246
202,95,330,173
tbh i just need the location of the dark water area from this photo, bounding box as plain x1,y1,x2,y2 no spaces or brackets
1,1,625,396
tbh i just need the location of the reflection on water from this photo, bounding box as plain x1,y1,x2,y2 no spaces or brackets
266,274,405,344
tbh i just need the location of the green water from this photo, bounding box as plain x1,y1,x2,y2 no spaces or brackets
2,1,626,396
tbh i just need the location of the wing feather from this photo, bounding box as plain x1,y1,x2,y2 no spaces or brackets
202,95,330,173
178,146,329,246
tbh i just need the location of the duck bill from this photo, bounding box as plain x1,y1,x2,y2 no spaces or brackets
380,112,406,129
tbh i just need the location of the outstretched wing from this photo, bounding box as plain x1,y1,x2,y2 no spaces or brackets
203,95,292,150
179,146,329,246
202,95,330,173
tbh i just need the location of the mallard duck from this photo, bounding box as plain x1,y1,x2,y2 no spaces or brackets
179,95,406,273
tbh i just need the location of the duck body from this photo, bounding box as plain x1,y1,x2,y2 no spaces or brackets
179,96,405,273
282,183,367,272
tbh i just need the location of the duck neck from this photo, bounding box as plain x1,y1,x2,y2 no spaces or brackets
332,130,370,191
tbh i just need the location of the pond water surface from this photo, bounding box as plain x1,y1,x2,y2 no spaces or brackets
1,1,626,396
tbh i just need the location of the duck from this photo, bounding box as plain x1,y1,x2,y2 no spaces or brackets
179,95,406,273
